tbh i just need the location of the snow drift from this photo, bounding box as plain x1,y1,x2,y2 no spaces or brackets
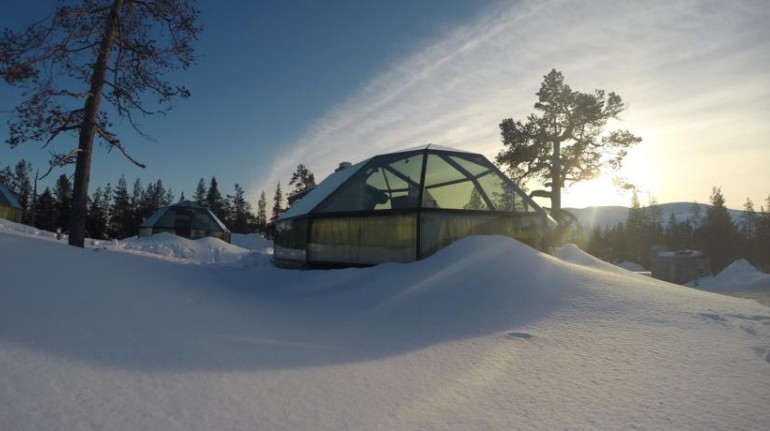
1,219,769,430
693,259,770,292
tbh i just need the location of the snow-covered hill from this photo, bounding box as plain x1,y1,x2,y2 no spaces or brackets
568,202,746,228
1,219,769,430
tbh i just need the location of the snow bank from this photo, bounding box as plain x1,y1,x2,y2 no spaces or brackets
1,231,769,430
116,232,253,264
230,232,272,253
615,261,646,271
554,243,634,275
0,218,60,241
694,259,770,291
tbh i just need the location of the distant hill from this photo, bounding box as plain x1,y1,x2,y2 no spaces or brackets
566,202,747,229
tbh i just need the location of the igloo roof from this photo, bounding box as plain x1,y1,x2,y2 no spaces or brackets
279,144,543,220
140,201,229,232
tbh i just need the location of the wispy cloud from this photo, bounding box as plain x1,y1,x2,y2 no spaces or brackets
258,0,770,206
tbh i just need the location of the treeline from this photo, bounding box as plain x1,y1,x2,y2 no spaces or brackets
581,187,770,273
1,159,320,240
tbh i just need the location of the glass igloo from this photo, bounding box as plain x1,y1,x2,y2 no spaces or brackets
273,145,551,267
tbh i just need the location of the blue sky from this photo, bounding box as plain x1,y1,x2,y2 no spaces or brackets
2,0,769,211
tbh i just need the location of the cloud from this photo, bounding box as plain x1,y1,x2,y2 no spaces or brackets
257,0,770,207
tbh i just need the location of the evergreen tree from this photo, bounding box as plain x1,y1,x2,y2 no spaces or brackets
289,163,316,195
496,69,641,221
227,183,254,234
110,176,133,238
464,188,484,210
53,174,73,232
623,191,650,265
12,160,33,224
740,198,761,269
689,201,703,228
0,164,12,185
163,185,174,206
664,213,694,252
34,187,57,232
178,191,186,202
86,187,109,239
271,182,284,224
695,187,740,273
129,178,144,234
136,179,165,224
205,176,226,221
754,195,770,271
256,191,267,234
1,0,202,247
193,178,207,205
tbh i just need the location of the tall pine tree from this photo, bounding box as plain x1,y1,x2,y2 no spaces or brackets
205,176,226,222
227,183,254,234
695,187,740,273
256,191,267,235
193,178,207,205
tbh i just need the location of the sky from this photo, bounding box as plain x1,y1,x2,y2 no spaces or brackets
1,0,769,210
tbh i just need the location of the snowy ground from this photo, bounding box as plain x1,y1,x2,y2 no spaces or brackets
689,259,770,307
1,219,769,430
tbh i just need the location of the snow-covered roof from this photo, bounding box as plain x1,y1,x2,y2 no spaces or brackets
279,159,369,220
0,183,22,210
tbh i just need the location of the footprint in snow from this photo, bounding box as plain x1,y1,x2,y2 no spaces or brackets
699,313,727,322
505,332,534,340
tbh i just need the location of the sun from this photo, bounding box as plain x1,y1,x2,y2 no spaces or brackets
560,147,657,209
561,176,631,209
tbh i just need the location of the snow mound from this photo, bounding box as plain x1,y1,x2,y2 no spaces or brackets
616,261,646,272
117,232,252,264
554,243,632,274
696,259,770,291
2,230,770,430
230,233,272,253
0,218,59,241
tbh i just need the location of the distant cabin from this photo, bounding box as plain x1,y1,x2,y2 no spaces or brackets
273,144,553,268
139,201,231,243
0,183,23,223
650,247,711,284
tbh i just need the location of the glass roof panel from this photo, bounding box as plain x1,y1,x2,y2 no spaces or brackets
316,153,424,212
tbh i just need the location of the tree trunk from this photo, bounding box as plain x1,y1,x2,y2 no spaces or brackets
551,139,562,219
69,0,124,247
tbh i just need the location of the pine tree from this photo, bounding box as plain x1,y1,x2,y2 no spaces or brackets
227,183,254,234
695,187,740,273
271,182,284,224
193,178,207,205
34,187,57,232
754,194,770,272
12,160,33,224
110,176,132,238
86,187,109,239
1,0,202,247
129,178,144,234
289,164,316,195
256,191,267,234
689,201,703,228
623,191,649,264
205,177,226,221
0,164,12,185
163,185,174,206
741,198,760,269
496,69,641,221
53,174,73,232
